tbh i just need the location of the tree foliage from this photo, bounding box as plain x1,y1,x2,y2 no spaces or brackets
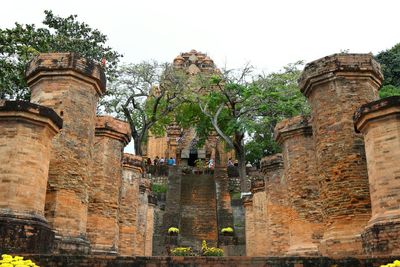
375,43,400,98
0,10,122,100
101,61,188,155
245,62,309,163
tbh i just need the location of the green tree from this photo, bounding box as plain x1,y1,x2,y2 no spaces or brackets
0,10,122,100
180,62,308,191
245,62,309,163
101,61,188,156
375,43,400,98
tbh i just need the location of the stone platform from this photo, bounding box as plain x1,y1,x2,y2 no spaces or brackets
26,255,400,267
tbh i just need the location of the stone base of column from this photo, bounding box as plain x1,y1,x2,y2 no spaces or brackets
319,216,369,257
286,218,323,256
362,219,400,256
0,213,54,254
53,235,90,254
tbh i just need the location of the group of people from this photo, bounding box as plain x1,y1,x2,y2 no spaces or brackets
146,156,176,166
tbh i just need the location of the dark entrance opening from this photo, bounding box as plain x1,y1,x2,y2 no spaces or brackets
188,149,198,167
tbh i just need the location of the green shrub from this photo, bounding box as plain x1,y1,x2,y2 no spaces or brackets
152,183,167,193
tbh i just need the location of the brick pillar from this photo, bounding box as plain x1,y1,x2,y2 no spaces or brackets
354,96,400,256
261,153,290,255
243,194,254,256
166,123,181,159
145,194,157,256
299,53,383,256
275,116,323,256
119,154,143,256
26,52,106,253
0,101,62,254
87,116,130,254
135,178,152,255
250,179,268,256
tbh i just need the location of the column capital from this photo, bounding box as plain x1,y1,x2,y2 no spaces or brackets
274,115,312,145
26,52,107,96
299,53,383,97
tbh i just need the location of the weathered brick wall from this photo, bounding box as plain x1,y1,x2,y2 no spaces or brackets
243,195,255,256
27,254,398,267
26,53,106,253
119,154,142,256
180,173,218,251
87,116,130,254
355,96,400,256
299,53,383,257
275,116,323,256
249,180,269,256
135,178,152,255
262,154,290,255
0,100,62,254
214,167,234,248
145,199,156,256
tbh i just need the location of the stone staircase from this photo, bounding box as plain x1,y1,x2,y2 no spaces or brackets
179,174,218,251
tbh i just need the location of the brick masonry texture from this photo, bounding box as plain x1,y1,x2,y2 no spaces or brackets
354,96,400,256
26,52,106,253
87,116,131,254
246,154,290,256
299,53,383,257
275,116,323,256
0,100,62,254
119,154,143,256
25,254,400,267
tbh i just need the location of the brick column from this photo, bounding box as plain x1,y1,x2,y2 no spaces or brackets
135,178,152,255
263,154,290,255
145,194,157,256
119,154,143,256
354,96,400,256
299,53,383,256
250,179,268,256
26,52,106,253
275,116,323,256
242,194,254,256
166,123,181,159
0,101,62,254
87,116,130,254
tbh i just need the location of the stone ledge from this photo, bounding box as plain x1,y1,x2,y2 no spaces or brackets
299,53,383,97
260,153,284,172
26,52,106,96
0,100,63,130
274,115,312,144
95,116,131,144
354,96,400,133
122,153,144,172
250,179,265,193
24,255,400,267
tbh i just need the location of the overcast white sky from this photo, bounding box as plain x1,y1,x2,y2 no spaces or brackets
2,0,400,72
2,0,399,153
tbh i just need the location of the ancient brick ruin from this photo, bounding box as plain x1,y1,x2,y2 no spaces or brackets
1,51,400,266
